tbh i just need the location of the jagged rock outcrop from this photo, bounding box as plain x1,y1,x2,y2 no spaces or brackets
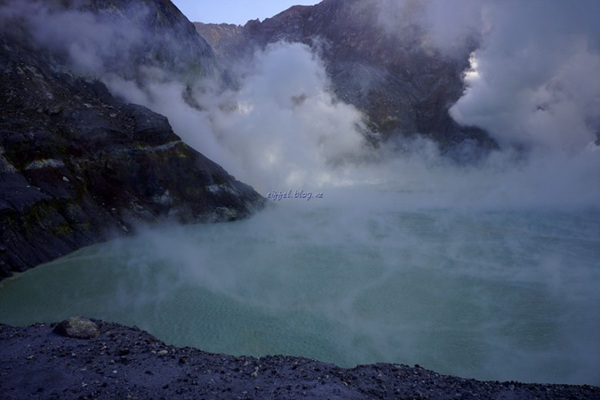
193,23,245,63
195,0,495,150
0,0,265,280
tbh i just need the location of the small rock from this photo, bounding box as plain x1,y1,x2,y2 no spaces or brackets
53,317,100,339
47,105,63,115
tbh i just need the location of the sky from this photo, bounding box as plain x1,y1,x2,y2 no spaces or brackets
171,0,322,25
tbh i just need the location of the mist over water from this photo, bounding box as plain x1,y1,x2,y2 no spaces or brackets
1,189,599,384
1,0,600,386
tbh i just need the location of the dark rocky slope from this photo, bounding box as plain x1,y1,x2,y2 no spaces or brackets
1,320,598,399
1,0,222,84
0,0,264,280
195,0,494,150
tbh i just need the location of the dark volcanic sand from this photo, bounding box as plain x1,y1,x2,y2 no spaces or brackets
1,320,598,399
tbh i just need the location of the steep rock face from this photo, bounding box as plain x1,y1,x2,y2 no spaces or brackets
195,0,494,149
0,1,265,280
193,23,245,63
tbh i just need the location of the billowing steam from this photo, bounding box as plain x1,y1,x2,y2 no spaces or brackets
105,42,371,192
376,0,600,153
0,1,144,76
449,1,600,153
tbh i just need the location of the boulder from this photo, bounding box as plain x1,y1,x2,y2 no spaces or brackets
53,317,100,339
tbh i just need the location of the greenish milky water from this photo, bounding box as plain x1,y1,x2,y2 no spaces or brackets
1,187,599,385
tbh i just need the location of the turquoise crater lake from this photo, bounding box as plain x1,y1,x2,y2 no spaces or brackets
1,186,599,385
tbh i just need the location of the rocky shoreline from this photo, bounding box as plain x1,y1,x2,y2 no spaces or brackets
1,319,598,399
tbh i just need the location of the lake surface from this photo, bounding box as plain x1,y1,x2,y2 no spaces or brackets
1,185,599,385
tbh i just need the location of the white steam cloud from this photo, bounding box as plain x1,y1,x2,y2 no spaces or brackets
204,43,370,190
105,42,371,192
449,1,600,153
0,1,145,76
378,0,600,153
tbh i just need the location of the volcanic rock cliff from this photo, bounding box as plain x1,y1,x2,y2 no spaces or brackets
0,0,264,280
2,0,222,83
195,0,494,150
